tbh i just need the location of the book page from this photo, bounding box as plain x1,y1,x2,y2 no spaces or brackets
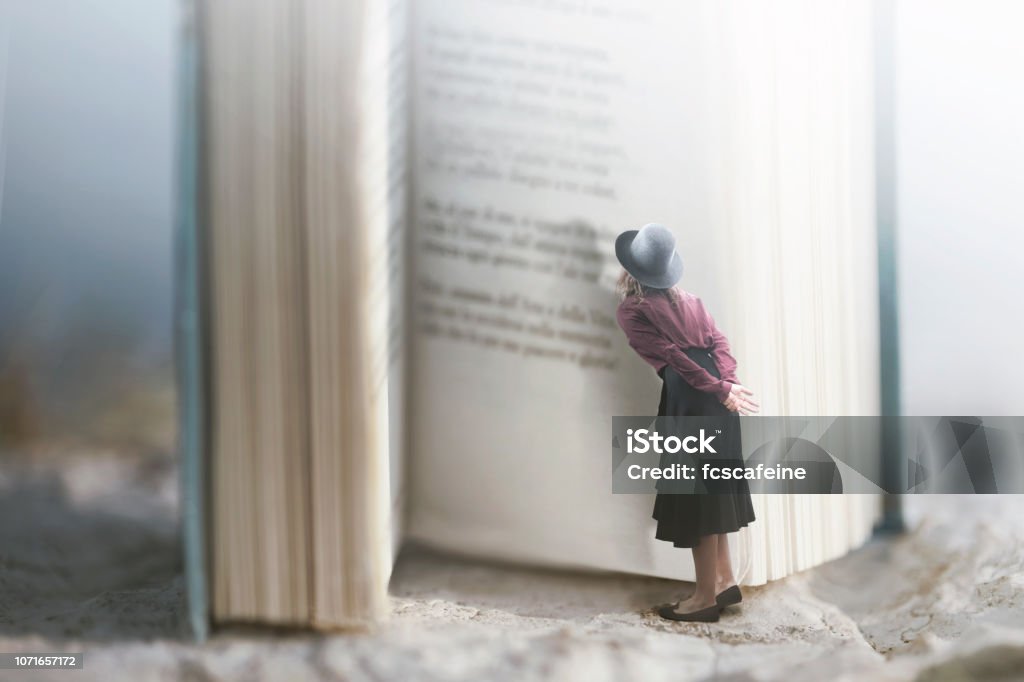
202,0,405,627
408,0,881,583
360,0,411,563
408,0,726,579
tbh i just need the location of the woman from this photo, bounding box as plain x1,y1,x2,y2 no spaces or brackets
615,223,759,623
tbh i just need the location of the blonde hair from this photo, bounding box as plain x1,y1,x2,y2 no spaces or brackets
616,269,680,302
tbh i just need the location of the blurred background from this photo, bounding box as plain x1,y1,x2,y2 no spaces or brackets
0,0,176,454
892,0,1024,415
2,0,1023,459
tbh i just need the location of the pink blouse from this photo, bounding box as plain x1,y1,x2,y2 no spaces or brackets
616,291,739,402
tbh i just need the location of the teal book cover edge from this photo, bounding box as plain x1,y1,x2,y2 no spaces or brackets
174,0,209,642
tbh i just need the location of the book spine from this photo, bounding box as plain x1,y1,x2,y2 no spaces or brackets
174,0,209,643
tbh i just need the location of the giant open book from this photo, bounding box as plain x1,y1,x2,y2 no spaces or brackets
178,0,882,634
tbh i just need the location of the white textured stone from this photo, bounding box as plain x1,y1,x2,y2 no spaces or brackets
2,454,1024,681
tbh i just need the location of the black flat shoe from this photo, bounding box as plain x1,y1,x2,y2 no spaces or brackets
716,585,742,608
657,602,720,623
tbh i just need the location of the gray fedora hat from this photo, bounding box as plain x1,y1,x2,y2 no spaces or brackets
615,223,684,289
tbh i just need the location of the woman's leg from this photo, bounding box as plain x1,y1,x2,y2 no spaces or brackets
716,533,737,591
673,534,718,612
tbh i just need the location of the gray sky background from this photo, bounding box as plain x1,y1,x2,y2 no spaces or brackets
0,0,176,371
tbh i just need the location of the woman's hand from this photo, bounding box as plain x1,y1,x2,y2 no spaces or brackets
723,383,759,415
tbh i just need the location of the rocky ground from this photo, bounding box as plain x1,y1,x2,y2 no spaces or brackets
2,449,1023,681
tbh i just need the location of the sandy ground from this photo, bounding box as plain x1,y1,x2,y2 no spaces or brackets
2,450,1024,681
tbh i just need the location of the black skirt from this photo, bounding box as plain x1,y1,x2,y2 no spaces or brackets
651,348,756,548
